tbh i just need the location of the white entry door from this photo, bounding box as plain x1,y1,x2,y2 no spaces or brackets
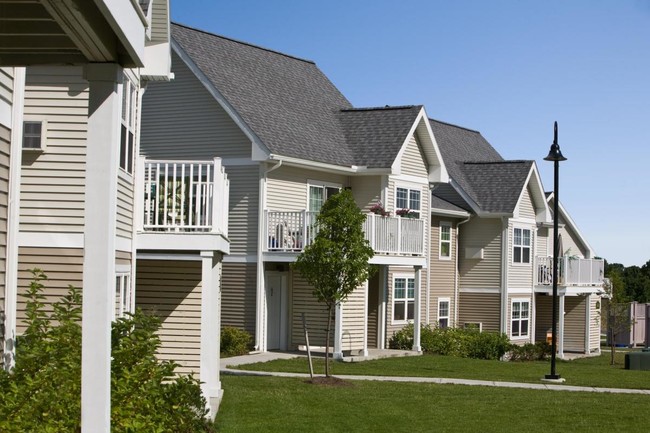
266,272,288,350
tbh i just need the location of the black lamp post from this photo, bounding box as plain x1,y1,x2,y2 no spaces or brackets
544,121,566,380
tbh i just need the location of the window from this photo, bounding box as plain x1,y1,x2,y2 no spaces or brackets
114,273,132,320
22,120,45,150
393,276,415,322
395,186,421,218
511,299,530,337
308,183,340,212
438,298,450,328
513,228,531,264
120,77,137,174
439,222,452,259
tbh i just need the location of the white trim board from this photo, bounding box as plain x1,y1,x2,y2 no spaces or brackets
459,287,501,294
18,232,84,248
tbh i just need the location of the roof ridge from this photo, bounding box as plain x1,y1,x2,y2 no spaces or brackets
342,105,421,112
429,118,481,134
171,21,316,65
463,160,532,165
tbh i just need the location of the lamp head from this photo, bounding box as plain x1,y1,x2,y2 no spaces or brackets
544,121,567,162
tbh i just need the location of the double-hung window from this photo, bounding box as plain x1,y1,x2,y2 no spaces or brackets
511,299,530,337
395,186,421,218
114,273,132,320
513,228,531,264
120,77,137,174
308,182,340,212
439,222,452,259
438,298,450,328
393,276,415,322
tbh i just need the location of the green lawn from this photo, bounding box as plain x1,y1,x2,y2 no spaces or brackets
232,351,650,390
216,375,649,432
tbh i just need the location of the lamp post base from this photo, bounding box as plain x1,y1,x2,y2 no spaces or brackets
542,374,565,384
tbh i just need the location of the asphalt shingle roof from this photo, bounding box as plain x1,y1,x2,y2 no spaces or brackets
430,194,470,214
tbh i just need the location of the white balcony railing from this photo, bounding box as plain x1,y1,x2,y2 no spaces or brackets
535,256,604,287
264,210,425,256
138,158,229,233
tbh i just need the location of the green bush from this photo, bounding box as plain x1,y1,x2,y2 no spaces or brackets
0,270,215,433
508,341,551,362
389,323,510,360
221,326,253,357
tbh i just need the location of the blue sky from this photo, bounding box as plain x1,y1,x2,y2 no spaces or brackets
172,0,650,267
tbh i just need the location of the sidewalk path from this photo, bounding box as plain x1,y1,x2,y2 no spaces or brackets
221,352,650,395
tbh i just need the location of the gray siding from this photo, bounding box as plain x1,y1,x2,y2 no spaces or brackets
140,51,251,160
21,67,87,233
458,218,502,289
458,292,501,332
226,165,259,255
429,216,457,325
135,259,202,376
221,262,256,335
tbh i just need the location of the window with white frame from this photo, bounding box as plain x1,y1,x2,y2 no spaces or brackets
120,76,137,174
393,276,415,322
438,298,450,328
511,299,530,337
22,120,46,150
308,182,340,212
395,186,421,218
114,273,132,320
513,227,531,264
439,222,452,259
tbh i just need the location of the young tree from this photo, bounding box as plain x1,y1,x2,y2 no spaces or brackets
602,271,634,365
293,189,375,377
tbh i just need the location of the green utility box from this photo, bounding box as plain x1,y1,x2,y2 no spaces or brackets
625,350,650,371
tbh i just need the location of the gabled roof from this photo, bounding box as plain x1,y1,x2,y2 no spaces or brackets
172,22,356,167
460,161,534,213
546,192,595,258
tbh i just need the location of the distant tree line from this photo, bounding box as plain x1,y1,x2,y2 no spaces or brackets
604,260,650,303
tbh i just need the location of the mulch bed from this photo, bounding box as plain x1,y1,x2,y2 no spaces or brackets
305,376,354,387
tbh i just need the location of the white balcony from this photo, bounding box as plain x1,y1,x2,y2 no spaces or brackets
136,158,229,251
263,211,425,257
535,256,604,287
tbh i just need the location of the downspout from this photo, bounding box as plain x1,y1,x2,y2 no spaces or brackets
500,217,509,335
455,215,471,327
255,158,282,352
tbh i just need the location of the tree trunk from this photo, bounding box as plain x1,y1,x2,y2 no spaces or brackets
325,304,333,377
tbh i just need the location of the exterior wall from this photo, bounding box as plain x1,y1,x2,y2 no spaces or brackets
226,165,259,255
341,282,365,354
115,250,131,267
429,216,457,326
536,226,549,257
400,134,428,178
458,292,501,332
507,220,535,289
507,294,533,343
385,265,426,344
564,295,586,352
290,270,330,348
221,262,256,335
516,185,536,220
16,247,84,333
140,51,250,160
266,165,348,211
589,295,601,351
116,174,134,239
21,67,88,233
458,218,502,289
350,175,381,212
558,213,588,257
535,294,553,344
0,123,9,365
135,259,202,376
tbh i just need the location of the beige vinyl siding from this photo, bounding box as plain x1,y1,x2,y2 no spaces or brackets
535,294,553,344
589,295,601,351
266,165,348,211
558,213,588,257
115,250,131,267
0,68,13,129
135,259,201,376
400,134,428,177
508,221,534,289
429,216,457,325
507,295,533,343
367,272,380,348
21,67,87,233
290,271,331,348
458,218,502,289
221,263,256,335
225,165,259,255
116,174,134,239
564,295,586,352
350,175,381,212
458,292,501,332
16,247,83,333
0,124,8,364
341,283,366,354
536,226,549,257
140,51,250,160
149,0,169,42
517,186,536,220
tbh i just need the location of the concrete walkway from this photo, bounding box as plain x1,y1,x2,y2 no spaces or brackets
221,352,650,395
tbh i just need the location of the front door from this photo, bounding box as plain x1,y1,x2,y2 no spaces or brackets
266,272,288,350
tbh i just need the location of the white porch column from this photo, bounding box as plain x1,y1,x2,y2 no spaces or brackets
334,302,343,359
200,251,223,418
585,294,591,355
362,280,369,357
378,266,387,349
81,63,122,433
413,266,422,352
558,293,565,359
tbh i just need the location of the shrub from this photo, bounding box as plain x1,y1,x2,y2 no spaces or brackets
508,341,552,362
0,270,215,433
388,323,414,350
221,326,253,357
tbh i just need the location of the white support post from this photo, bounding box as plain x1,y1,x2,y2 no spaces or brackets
135,156,145,232
558,293,565,359
334,302,343,359
412,266,422,352
211,158,221,232
379,265,387,350
362,280,369,357
81,63,122,433
585,294,591,354
200,251,223,418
